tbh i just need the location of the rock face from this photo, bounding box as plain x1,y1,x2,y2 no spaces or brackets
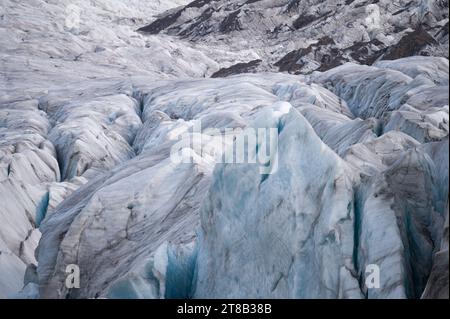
211,59,262,78
0,1,448,299
138,0,449,74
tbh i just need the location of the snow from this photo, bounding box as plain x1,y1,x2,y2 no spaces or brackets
29,59,447,298
0,0,448,299
195,106,363,298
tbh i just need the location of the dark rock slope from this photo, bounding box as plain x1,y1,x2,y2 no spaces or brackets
138,0,449,74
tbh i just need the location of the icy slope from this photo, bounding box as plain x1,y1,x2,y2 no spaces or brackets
0,0,216,95
195,106,364,298
0,0,200,298
0,1,448,299
31,58,449,299
195,60,448,298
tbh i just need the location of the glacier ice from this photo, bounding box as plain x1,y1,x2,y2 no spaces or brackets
30,60,448,299
0,0,448,300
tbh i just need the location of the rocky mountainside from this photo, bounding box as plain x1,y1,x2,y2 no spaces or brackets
0,0,448,299
139,0,449,74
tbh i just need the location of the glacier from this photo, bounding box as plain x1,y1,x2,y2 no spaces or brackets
33,66,448,299
0,0,448,299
